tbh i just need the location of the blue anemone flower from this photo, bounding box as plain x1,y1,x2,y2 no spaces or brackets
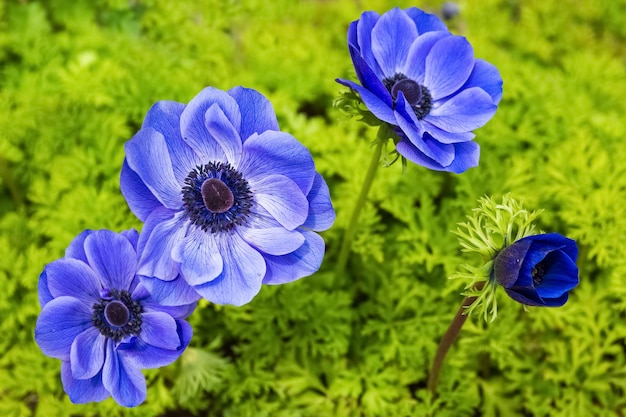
493,233,579,307
121,86,335,307
35,229,194,407
336,7,503,173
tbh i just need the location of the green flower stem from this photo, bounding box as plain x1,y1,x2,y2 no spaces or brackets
427,280,486,396
335,138,383,277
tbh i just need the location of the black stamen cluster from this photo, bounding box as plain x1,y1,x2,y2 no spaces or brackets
92,289,143,342
531,261,547,286
382,72,433,120
182,161,253,233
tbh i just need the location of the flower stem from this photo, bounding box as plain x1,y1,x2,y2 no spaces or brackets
335,138,383,277
427,281,485,396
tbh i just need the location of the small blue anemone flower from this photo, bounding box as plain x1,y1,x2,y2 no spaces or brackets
120,86,335,307
35,229,194,407
337,7,503,173
493,233,579,307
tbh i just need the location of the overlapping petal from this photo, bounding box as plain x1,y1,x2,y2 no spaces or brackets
61,362,109,404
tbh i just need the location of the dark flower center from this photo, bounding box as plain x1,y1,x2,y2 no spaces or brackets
92,289,143,342
182,162,253,233
531,261,547,286
383,73,432,120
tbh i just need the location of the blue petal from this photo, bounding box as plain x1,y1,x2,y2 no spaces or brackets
401,31,451,84
38,269,54,308
405,7,448,34
102,340,146,407
460,59,503,105
262,231,325,285
541,293,569,307
45,259,101,304
302,173,336,232
142,100,204,183
138,311,180,350
239,130,316,195
70,327,106,380
371,7,418,77
64,229,94,263
493,239,533,288
172,228,223,286
336,78,396,124
347,45,393,108
396,139,449,171
194,233,266,306
240,226,305,256
227,86,280,141
120,159,163,222
427,87,497,133
61,361,109,404
117,320,192,369
179,87,240,161
251,174,310,231
443,141,480,174
35,296,93,361
84,230,137,292
520,233,578,261
120,229,139,252
124,127,183,210
141,294,197,320
394,93,455,166
422,120,476,144
353,11,384,79
424,36,475,100
139,275,201,307
205,103,243,165
137,208,186,281
504,287,545,306
535,251,579,298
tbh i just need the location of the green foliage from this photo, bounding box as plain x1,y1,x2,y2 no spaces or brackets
1,0,625,416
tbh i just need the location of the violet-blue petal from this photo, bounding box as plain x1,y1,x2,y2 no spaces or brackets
504,287,545,306
120,229,139,252
205,103,243,165
354,11,384,79
227,86,280,140
142,100,203,183
422,120,476,144
395,139,448,171
84,230,137,292
120,159,163,222
336,78,397,124
395,93,455,166
38,270,54,308
442,141,480,174
124,127,182,210
64,229,93,263
535,252,579,298
401,31,451,83
172,229,223,286
541,293,570,307
61,361,109,404
522,233,578,261
70,327,106,380
118,321,192,369
263,231,325,285
45,259,101,304
137,208,186,281
139,275,201,307
460,58,503,105
405,7,448,34
240,226,305,256
494,239,533,288
138,311,181,350
302,173,335,231
179,87,240,161
371,7,418,77
103,340,146,408
427,87,497,133
35,296,93,361
424,36,475,100
251,174,309,231
193,233,266,306
239,131,316,195
347,44,391,103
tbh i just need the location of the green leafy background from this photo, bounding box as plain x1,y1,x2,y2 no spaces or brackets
1,0,625,415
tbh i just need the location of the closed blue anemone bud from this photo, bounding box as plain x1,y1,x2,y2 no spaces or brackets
336,7,503,173
493,233,579,307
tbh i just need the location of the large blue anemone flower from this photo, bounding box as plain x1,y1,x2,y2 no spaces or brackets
35,229,194,407
121,86,335,307
337,7,503,173
493,233,579,307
